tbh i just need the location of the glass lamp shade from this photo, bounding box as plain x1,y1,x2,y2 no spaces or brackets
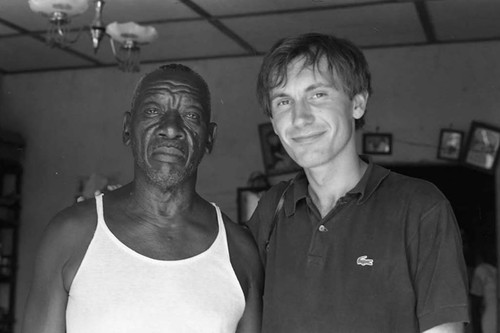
28,0,89,17
106,22,158,72
29,0,90,47
106,22,158,45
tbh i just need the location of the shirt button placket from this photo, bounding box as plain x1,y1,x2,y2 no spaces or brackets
307,224,328,266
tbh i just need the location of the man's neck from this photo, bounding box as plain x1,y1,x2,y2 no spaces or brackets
305,156,367,218
125,175,200,226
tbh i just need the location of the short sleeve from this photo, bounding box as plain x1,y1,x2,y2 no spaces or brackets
409,199,470,331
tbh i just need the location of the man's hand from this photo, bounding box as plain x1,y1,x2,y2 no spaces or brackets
423,322,464,333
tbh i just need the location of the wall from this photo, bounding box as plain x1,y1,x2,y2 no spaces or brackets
0,41,500,331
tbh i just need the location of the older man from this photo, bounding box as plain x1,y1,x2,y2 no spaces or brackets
22,64,263,333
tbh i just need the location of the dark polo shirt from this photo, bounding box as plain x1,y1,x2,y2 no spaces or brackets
248,160,469,333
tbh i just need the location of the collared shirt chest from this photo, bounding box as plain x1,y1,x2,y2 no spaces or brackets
261,165,419,332
256,161,469,333
266,189,411,286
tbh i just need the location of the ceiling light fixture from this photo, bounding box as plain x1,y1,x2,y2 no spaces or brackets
29,0,159,72
29,0,106,51
106,22,158,73
28,0,91,47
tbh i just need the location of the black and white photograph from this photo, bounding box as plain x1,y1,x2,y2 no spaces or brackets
362,133,392,155
437,129,464,161
0,1,499,333
463,121,500,174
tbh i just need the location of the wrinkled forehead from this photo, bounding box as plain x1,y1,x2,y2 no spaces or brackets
139,70,206,97
132,70,210,112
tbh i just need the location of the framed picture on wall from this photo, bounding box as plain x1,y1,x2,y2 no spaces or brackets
362,133,392,155
259,123,301,176
237,187,268,224
462,121,500,174
437,129,464,161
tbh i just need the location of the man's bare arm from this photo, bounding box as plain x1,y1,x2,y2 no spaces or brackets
22,204,95,333
236,266,263,333
224,219,263,333
22,214,71,333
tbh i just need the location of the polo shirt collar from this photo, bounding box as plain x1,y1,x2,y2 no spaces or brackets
283,156,391,217
350,156,391,204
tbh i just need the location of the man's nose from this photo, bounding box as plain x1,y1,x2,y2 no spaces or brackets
292,99,314,126
157,111,185,139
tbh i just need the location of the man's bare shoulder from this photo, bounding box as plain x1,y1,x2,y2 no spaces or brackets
33,198,100,292
46,198,97,240
40,199,98,267
222,213,259,254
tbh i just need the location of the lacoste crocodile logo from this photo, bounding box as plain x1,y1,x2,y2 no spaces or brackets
356,255,374,266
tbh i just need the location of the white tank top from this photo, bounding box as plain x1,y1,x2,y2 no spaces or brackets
66,195,246,333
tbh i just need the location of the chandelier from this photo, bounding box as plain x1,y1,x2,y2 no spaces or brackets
29,0,93,48
28,0,158,71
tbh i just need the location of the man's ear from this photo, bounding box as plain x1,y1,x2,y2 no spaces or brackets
352,92,369,120
122,111,132,146
205,122,217,154
270,117,278,135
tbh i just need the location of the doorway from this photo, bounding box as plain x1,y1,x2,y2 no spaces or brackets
388,164,495,333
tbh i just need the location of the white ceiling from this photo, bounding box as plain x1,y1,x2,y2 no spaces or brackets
0,0,499,74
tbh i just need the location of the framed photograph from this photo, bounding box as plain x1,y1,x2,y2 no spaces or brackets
362,133,392,155
259,123,301,176
237,187,268,224
462,121,500,174
437,129,464,161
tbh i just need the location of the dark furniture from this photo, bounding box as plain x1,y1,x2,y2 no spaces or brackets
0,130,24,333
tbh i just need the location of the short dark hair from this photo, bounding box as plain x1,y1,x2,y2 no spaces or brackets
256,33,372,129
131,64,212,120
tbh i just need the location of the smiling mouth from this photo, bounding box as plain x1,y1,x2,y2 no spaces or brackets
292,131,325,143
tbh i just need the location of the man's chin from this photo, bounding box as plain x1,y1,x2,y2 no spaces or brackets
145,166,196,190
136,157,199,189
146,177,182,191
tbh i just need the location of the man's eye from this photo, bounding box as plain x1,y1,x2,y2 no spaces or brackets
185,113,200,120
312,92,326,99
144,108,159,115
276,99,290,107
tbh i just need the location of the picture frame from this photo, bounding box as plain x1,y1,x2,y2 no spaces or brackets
236,187,268,224
462,121,500,174
437,129,464,161
258,123,301,176
362,133,392,155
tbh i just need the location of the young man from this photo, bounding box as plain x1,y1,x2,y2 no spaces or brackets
22,64,263,333
248,33,469,332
